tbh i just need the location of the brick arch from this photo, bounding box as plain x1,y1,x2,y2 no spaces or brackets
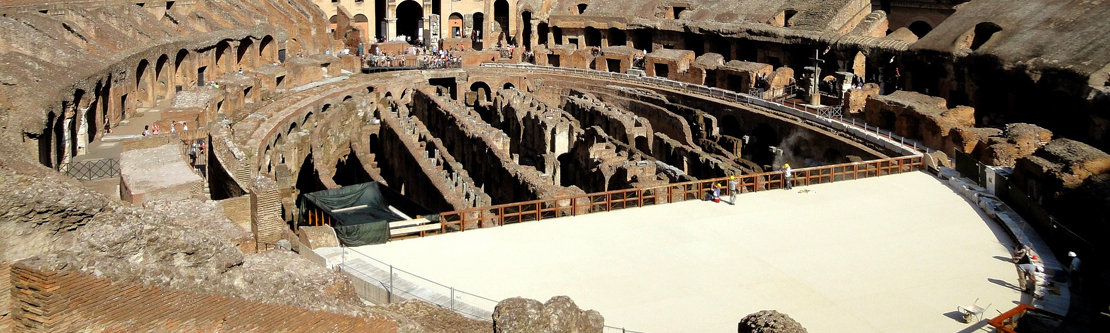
259,35,276,64
154,54,172,102
134,58,153,108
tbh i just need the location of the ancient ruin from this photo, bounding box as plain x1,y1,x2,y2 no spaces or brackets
1,0,1107,331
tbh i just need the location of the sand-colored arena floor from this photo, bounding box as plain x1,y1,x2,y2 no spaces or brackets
350,171,1021,332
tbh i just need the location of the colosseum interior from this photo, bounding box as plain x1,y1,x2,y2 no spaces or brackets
1,0,1108,332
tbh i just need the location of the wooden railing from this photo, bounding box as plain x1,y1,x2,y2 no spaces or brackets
401,155,923,239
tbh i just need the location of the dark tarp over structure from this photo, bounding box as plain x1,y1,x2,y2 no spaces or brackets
299,182,435,246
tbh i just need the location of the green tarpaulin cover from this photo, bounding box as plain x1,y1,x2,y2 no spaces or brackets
300,182,434,246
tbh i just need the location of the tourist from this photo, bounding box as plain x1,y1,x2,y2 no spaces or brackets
712,183,722,202
170,122,176,133
728,175,739,205
182,121,188,131
152,123,160,135
784,164,793,190
141,125,150,137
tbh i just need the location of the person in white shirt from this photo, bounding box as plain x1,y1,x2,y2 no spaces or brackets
784,163,793,190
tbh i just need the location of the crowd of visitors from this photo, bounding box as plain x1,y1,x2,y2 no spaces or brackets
364,46,462,69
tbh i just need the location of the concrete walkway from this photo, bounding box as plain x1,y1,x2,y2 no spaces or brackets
348,172,1021,332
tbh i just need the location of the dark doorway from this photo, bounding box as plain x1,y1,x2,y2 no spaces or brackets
494,0,510,42
473,12,485,49
654,63,669,78
631,29,651,51
908,21,932,39
197,66,206,87
429,77,457,99
521,11,532,50
584,27,601,47
375,0,387,39
537,22,549,46
608,28,626,46
549,54,561,67
606,59,621,73
558,153,575,187
685,33,704,56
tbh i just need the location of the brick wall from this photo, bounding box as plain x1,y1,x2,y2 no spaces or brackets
0,262,9,331
8,263,396,332
251,180,286,249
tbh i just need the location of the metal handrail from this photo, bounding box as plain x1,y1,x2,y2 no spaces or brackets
431,155,923,236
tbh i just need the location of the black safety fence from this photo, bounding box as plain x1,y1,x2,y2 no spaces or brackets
60,158,120,181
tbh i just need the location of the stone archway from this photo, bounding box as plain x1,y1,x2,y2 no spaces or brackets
154,54,172,102
448,13,464,38
396,0,423,43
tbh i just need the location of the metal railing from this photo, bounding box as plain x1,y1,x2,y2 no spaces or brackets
429,155,922,236
340,246,498,321
339,246,650,332
60,158,120,180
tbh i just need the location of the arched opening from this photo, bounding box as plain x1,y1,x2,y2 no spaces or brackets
908,21,932,39
720,115,744,137
135,59,152,107
259,35,275,64
473,12,485,49
551,26,562,45
237,37,254,69
751,123,780,168
85,86,98,143
635,136,650,153
584,27,601,47
470,82,492,103
503,82,515,90
214,40,232,74
333,149,373,186
537,22,549,46
396,1,423,43
970,22,1002,51
631,29,651,51
448,13,464,38
576,4,588,15
375,0,387,40
608,28,626,46
521,11,532,50
352,14,370,43
494,0,510,43
154,54,171,102
174,49,190,88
